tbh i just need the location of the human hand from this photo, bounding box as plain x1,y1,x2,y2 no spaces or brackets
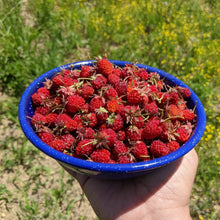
62,149,198,220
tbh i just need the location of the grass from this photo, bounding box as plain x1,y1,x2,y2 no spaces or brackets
0,0,219,219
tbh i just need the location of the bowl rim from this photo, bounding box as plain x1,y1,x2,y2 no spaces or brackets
18,60,206,173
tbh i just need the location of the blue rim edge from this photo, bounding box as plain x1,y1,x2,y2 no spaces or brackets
18,60,206,173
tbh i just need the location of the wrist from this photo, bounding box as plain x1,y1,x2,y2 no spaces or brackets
149,205,192,220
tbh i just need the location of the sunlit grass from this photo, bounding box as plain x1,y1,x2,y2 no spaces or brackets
0,0,219,219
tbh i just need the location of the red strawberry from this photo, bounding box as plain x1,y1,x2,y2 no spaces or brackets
31,113,46,129
97,59,113,76
45,113,58,127
177,86,191,98
59,134,75,150
132,141,149,161
131,116,145,128
66,95,86,114
97,128,117,148
112,68,122,77
55,113,77,132
117,130,126,141
31,92,48,106
113,141,129,158
169,90,179,104
104,87,118,100
182,109,195,121
75,139,95,157
89,96,105,113
150,140,169,157
90,149,111,163
92,75,107,89
127,89,142,104
106,99,119,113
108,74,120,86
35,106,50,115
38,131,54,145
37,87,50,96
114,80,128,97
126,125,142,142
49,139,66,152
137,68,149,80
117,154,133,163
95,107,109,122
107,113,124,131
143,101,158,115
166,140,180,153
175,127,190,143
83,113,97,127
83,127,96,139
81,85,95,99
142,118,162,140
80,65,93,78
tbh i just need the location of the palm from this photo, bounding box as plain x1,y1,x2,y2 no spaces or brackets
63,149,198,220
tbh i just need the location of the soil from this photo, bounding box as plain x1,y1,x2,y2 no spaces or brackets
0,96,96,219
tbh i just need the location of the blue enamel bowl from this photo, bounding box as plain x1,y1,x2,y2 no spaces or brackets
18,60,206,179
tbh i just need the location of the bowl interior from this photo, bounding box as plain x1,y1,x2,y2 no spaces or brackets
18,60,206,179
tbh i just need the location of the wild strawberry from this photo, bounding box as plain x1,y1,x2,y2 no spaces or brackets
49,139,66,152
72,114,84,130
52,75,74,89
127,88,143,104
142,118,162,140
112,68,122,77
108,74,120,86
107,113,124,131
175,127,190,143
81,85,95,99
31,92,48,106
59,134,76,150
97,128,117,148
126,125,142,142
117,154,133,163
88,96,105,112
95,107,109,122
45,113,58,127
104,87,118,100
75,139,95,157
169,90,179,104
131,116,145,128
37,87,50,96
150,140,169,157
35,106,50,115
97,59,113,76
114,80,128,97
143,101,158,116
92,75,107,89
66,95,86,114
38,131,54,145
83,113,97,127
167,104,183,120
90,149,111,163
132,141,149,161
137,68,149,80
31,113,46,129
182,109,195,121
157,92,171,105
117,130,126,141
177,86,191,98
55,113,77,132
80,65,93,78
166,140,180,153
113,141,129,157
83,127,96,139
106,99,119,113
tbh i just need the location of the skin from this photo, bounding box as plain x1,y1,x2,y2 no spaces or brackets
61,149,198,220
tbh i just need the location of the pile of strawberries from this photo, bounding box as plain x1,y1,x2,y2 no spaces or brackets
30,58,196,163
